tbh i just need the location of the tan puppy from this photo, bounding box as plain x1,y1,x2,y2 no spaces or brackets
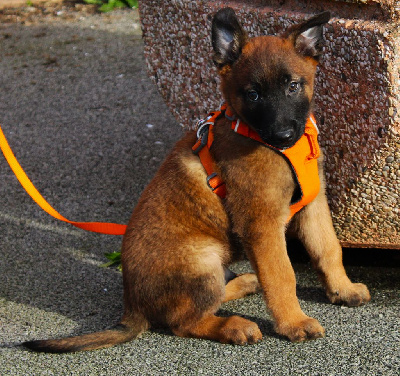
24,8,370,352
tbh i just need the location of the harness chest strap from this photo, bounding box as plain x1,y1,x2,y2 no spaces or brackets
192,111,227,198
192,105,321,221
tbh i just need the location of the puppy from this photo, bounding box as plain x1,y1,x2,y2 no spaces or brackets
24,8,370,352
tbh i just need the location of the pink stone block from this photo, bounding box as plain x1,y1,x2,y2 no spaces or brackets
140,0,400,249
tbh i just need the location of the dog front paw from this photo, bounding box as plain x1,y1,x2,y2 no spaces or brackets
275,316,325,342
327,283,371,307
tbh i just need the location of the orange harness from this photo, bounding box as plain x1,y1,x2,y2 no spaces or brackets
192,104,321,221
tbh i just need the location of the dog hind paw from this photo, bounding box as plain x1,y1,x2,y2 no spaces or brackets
173,314,262,345
219,316,263,345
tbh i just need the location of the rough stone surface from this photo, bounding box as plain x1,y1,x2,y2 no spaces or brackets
139,0,400,249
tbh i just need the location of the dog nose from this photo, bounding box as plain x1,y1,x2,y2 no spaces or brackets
274,129,295,146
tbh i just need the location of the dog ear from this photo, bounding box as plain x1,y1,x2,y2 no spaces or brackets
212,7,247,68
285,12,331,60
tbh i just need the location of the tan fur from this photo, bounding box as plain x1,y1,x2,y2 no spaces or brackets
118,14,370,345
223,273,260,303
24,10,370,352
221,37,317,120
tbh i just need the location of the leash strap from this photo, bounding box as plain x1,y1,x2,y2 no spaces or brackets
0,124,127,235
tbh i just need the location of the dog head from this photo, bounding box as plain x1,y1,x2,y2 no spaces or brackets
212,8,330,149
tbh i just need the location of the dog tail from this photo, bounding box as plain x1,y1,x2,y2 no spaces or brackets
23,315,149,353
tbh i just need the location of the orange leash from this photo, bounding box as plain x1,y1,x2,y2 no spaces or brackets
0,124,127,235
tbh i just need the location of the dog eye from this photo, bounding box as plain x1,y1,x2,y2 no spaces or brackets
288,81,300,93
247,90,259,101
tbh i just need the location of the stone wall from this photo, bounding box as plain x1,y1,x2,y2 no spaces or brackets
139,0,400,249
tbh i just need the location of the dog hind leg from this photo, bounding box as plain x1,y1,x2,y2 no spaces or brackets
172,314,262,345
223,273,260,302
168,275,263,345
155,244,262,345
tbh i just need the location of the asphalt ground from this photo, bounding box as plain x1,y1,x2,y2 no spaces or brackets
0,7,399,376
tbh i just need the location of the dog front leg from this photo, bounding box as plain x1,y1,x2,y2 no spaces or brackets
292,189,371,306
243,216,325,342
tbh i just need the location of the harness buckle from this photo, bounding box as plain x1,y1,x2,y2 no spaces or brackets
206,172,218,189
206,172,224,190
192,119,211,155
206,172,226,198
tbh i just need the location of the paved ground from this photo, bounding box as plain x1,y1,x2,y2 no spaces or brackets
0,6,399,376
